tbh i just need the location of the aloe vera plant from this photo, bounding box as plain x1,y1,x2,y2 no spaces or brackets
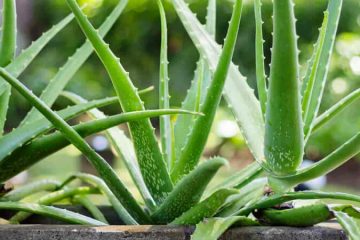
0,0,359,239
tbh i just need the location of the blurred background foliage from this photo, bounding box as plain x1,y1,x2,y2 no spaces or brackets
5,0,360,192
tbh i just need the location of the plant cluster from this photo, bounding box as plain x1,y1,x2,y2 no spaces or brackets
0,0,359,239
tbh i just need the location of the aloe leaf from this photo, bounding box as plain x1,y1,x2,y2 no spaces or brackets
191,216,259,240
254,0,267,116
0,97,118,162
73,195,108,224
152,157,227,224
157,0,173,170
5,14,74,77
256,203,333,227
171,0,265,167
171,0,244,182
302,0,343,140
217,178,267,217
9,186,99,224
0,68,150,223
0,0,16,135
66,0,173,204
0,0,16,66
0,202,106,225
62,91,156,212
0,108,196,183
236,191,360,216
22,0,128,125
207,162,263,196
171,188,239,225
312,89,360,133
269,131,360,192
2,180,61,201
0,87,10,135
265,0,303,177
333,209,360,240
62,173,137,225
173,0,216,169
302,12,329,122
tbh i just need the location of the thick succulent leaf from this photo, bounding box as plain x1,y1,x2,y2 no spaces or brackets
0,86,10,135
171,0,244,182
269,131,360,192
333,207,360,240
66,0,173,204
22,0,128,125
62,173,137,225
62,91,156,212
9,186,99,224
0,97,118,162
265,0,303,176
73,195,109,224
2,180,61,201
302,0,343,140
0,202,106,225
256,203,333,227
217,178,267,217
0,0,16,66
173,0,216,169
0,0,16,135
171,188,239,225
0,67,150,224
152,158,227,224
236,191,360,216
6,14,74,77
207,162,263,196
171,0,265,166
191,216,259,240
254,0,267,116
157,0,173,170
312,88,360,133
0,108,196,183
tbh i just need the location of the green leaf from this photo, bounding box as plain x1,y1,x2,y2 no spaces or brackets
312,89,360,133
302,0,343,140
0,0,16,66
171,188,239,225
269,131,360,192
254,0,267,117
173,0,216,171
256,203,333,227
191,216,259,240
5,14,74,78
236,191,360,217
207,162,263,195
62,91,156,212
171,0,244,182
2,180,61,201
216,178,267,217
0,107,196,183
66,0,173,204
62,173,138,225
73,195,109,224
9,186,100,224
21,0,128,125
171,0,265,168
265,0,303,176
0,67,150,223
0,97,118,162
152,157,227,224
0,202,106,225
157,0,173,171
0,87,10,135
333,208,360,240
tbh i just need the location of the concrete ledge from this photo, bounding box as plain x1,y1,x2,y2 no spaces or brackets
0,222,347,240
